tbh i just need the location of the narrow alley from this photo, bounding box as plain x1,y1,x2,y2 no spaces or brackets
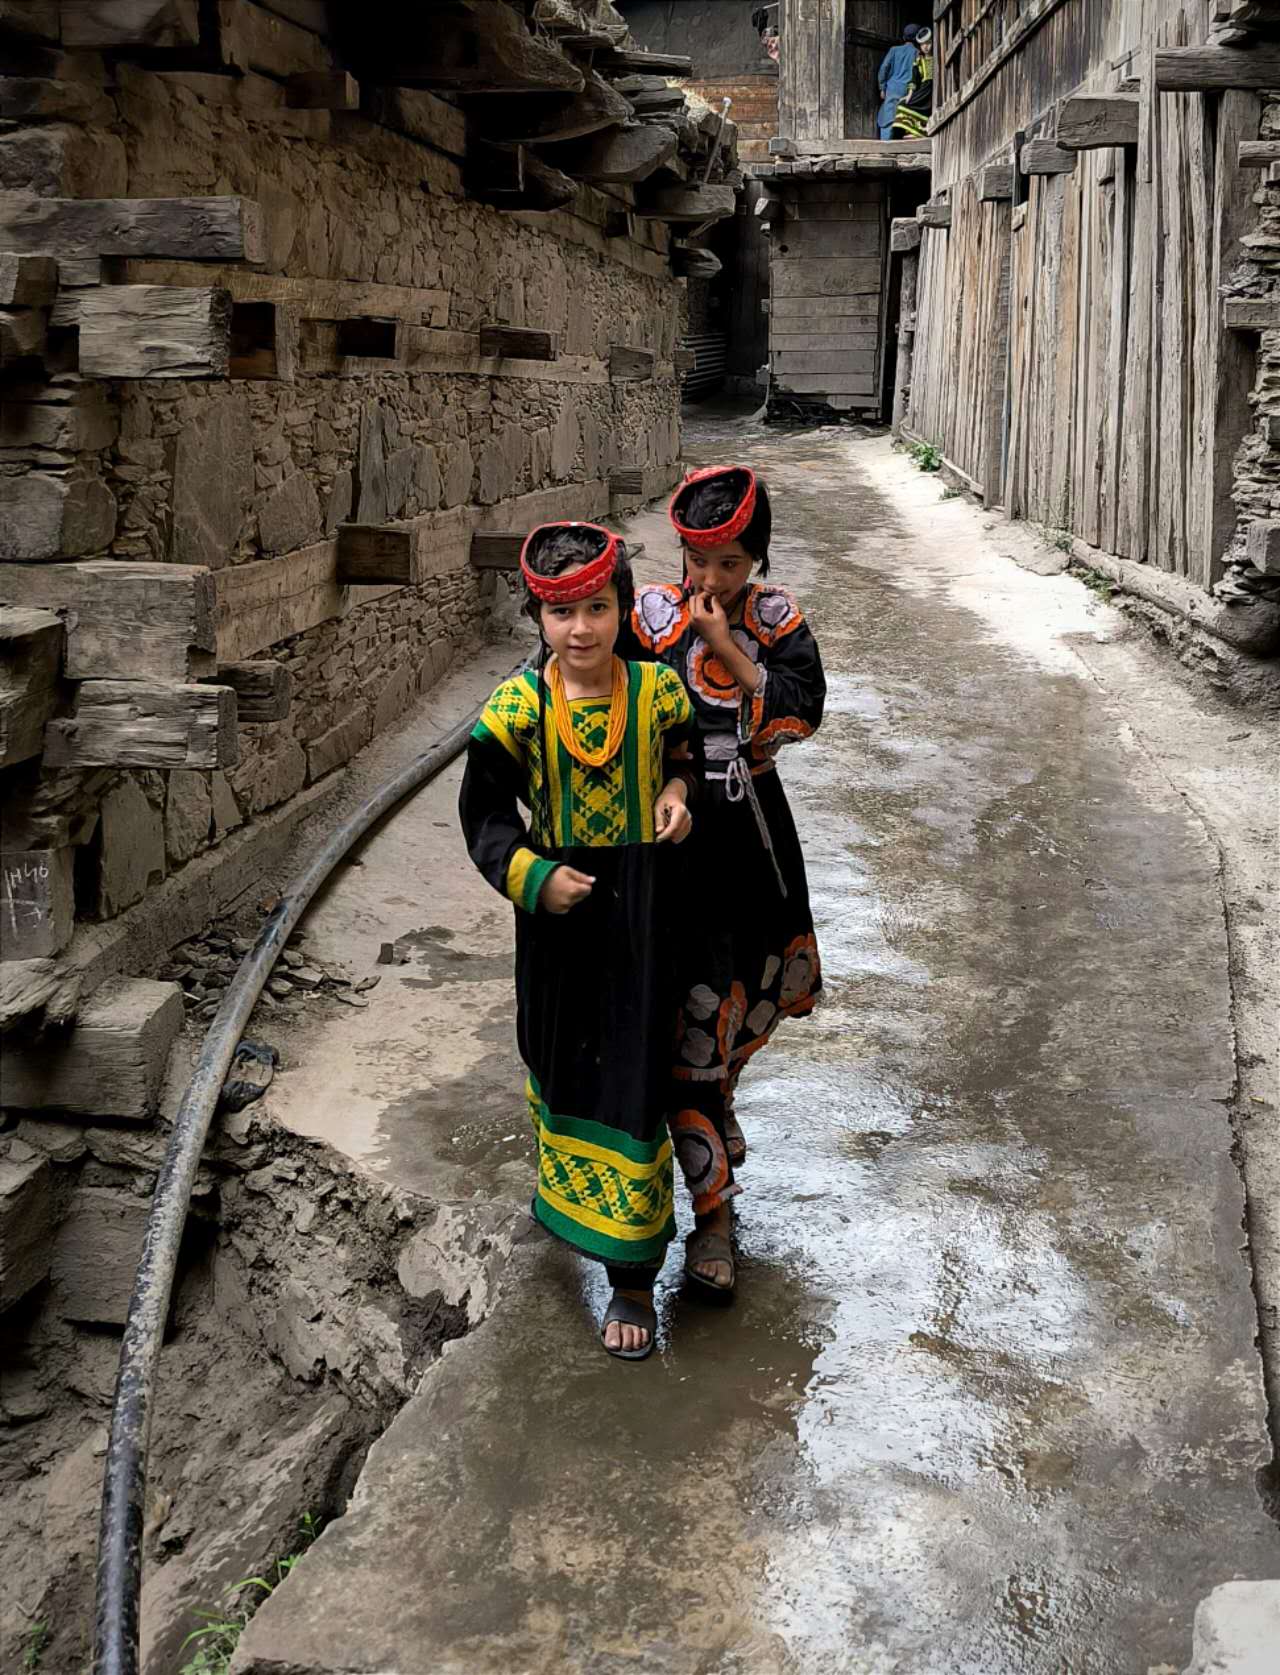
229,412,1279,1675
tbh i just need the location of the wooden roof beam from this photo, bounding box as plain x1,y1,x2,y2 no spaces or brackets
1155,44,1280,89
596,49,692,75
466,71,630,144
1020,138,1077,175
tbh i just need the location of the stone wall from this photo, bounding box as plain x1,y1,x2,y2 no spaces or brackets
0,10,697,1025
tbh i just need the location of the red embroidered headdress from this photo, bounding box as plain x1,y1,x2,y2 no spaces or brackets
519,522,621,603
669,465,758,549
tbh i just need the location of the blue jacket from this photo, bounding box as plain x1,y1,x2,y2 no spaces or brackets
877,43,916,128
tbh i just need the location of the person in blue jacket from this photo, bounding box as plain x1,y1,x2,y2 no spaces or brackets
877,23,920,140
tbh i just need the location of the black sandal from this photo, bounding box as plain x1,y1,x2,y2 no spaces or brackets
600,1291,656,1361
684,1226,735,1298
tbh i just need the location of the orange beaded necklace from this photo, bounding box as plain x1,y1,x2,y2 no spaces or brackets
547,655,628,768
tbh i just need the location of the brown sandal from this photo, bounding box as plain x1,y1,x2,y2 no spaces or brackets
685,1226,735,1297
724,1112,747,1168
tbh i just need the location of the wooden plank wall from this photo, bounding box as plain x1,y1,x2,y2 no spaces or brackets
909,0,1256,588
780,0,847,141
768,180,885,407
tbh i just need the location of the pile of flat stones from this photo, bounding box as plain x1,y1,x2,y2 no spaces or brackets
159,927,379,1022
1214,554,1280,606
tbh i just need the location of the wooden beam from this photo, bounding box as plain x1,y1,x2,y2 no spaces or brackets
978,163,1014,200
541,123,677,184
0,307,46,373
0,195,264,260
469,532,525,570
0,606,61,769
204,660,292,721
608,468,646,495
1020,138,1077,174
77,285,232,379
478,325,560,360
466,71,629,144
634,183,735,224
920,200,953,228
596,49,692,75
60,0,199,48
1246,519,1280,574
1223,296,1280,330
339,0,583,93
609,344,655,379
0,254,56,308
1056,93,1139,149
890,216,922,250
673,347,696,373
672,246,721,279
44,680,238,770
754,193,782,224
1238,140,1280,167
622,86,685,115
287,71,360,110
335,525,423,585
1155,45,1280,90
0,561,217,681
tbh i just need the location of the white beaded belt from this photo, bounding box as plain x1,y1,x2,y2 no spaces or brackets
704,757,788,898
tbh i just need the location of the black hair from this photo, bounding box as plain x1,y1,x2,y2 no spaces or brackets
520,524,634,623
674,470,772,575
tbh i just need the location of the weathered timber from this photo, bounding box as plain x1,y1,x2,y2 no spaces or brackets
1223,296,1280,330
1246,520,1280,575
287,71,360,110
465,145,577,211
920,200,953,228
891,217,922,251
335,525,422,585
609,344,655,379
336,1,583,93
466,71,629,144
77,285,232,379
512,153,578,212
0,606,61,769
634,183,736,224
469,532,525,570
1020,139,1077,175
754,194,782,224
0,561,216,680
603,210,632,238
204,660,292,721
1056,94,1140,149
768,136,798,158
978,164,1014,201
215,0,333,77
356,87,467,158
672,247,721,279
596,49,692,75
1238,140,1280,167
60,0,199,47
542,123,677,184
44,679,238,770
608,468,646,495
478,325,560,360
0,254,56,307
0,194,264,260
673,347,696,373
0,307,45,372
0,846,74,961
0,976,184,1121
1155,45,1280,90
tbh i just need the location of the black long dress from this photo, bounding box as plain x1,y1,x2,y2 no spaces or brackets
458,658,699,1270
629,582,826,1210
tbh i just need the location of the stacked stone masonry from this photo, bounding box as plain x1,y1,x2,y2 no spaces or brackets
0,1,741,1061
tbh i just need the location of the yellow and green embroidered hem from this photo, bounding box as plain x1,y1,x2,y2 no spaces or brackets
526,1077,676,1267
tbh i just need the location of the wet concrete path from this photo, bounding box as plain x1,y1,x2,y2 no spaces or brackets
237,419,1276,1674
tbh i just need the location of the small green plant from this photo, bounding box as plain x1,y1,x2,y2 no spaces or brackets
1044,526,1073,553
909,440,943,472
178,1514,323,1675
1075,566,1118,601
21,1621,49,1673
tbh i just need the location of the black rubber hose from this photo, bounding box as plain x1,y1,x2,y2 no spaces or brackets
92,708,482,1675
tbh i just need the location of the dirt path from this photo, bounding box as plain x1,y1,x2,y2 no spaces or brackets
232,415,1279,1675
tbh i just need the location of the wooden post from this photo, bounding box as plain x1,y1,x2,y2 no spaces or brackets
892,248,919,436
1055,94,1140,149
